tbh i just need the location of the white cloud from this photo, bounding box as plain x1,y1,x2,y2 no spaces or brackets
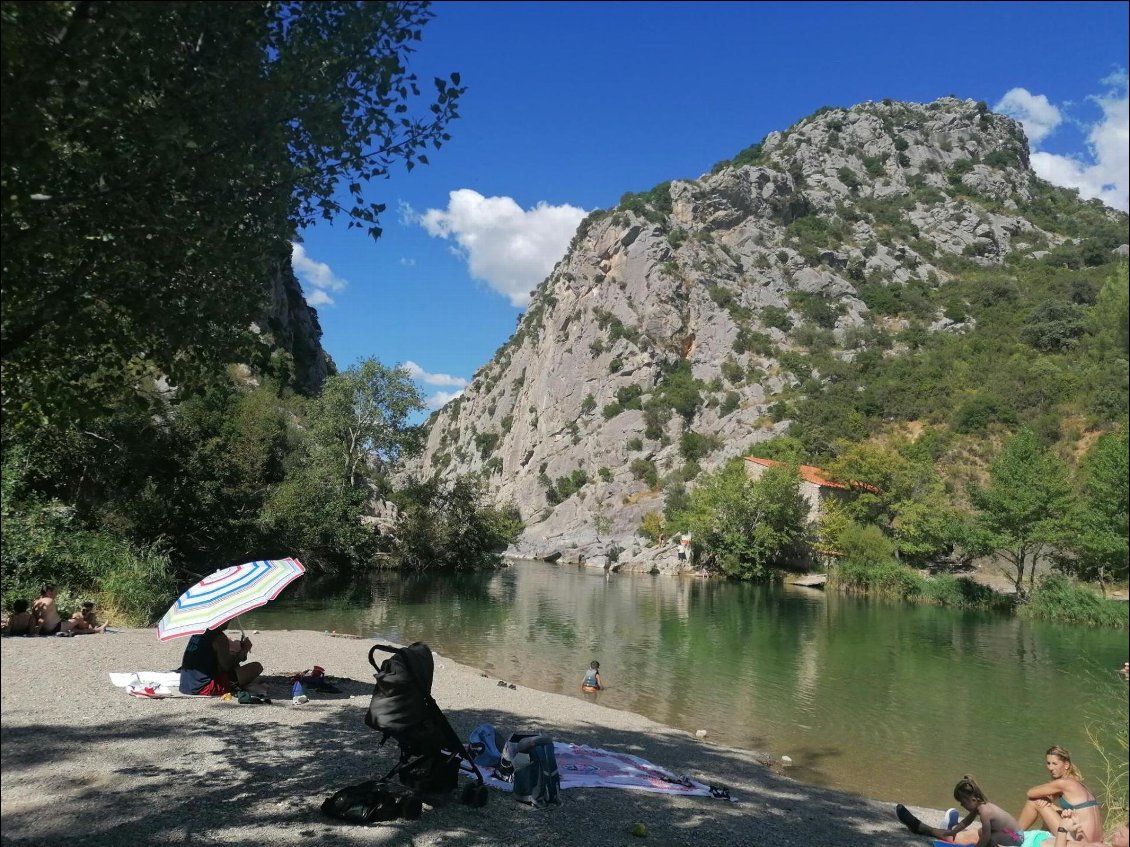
291,243,349,307
403,360,468,388
994,88,1063,143
305,288,335,307
399,257,416,267
415,189,587,307
996,77,1129,212
426,389,464,410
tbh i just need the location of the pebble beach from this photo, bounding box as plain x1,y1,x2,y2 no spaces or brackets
0,629,939,846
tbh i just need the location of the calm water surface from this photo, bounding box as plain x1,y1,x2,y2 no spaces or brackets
242,561,1127,808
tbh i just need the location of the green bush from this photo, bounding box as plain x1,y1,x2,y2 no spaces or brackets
474,431,499,458
679,430,721,462
984,148,1019,170
630,458,659,489
760,306,793,332
920,574,1013,611
638,511,666,543
838,167,861,190
0,495,175,625
1022,573,1129,627
615,384,644,409
720,391,741,416
831,559,924,598
733,328,774,356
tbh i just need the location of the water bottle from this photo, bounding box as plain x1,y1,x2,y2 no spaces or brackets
291,679,307,705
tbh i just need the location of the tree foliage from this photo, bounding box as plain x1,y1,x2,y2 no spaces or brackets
391,476,523,571
1057,427,1130,591
824,440,962,566
308,359,425,487
260,358,424,568
969,429,1075,600
678,460,810,580
1,0,463,431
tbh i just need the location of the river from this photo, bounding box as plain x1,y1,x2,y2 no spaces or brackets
240,560,1128,808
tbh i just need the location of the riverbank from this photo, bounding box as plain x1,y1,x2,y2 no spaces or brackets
0,629,940,846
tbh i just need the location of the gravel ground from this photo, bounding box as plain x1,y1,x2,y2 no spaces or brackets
1,630,940,846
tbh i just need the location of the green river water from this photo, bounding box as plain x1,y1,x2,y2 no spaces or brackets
240,560,1128,809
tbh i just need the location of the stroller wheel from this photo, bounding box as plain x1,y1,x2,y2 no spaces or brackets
399,795,423,820
460,782,489,807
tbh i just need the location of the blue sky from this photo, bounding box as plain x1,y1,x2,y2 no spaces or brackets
292,1,1129,411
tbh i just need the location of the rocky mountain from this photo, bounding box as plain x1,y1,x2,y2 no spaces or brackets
404,96,1127,572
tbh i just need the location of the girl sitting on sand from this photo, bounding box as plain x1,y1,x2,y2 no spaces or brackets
897,775,1031,846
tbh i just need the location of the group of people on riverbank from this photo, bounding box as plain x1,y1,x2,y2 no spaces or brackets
1,584,108,637
898,745,1127,847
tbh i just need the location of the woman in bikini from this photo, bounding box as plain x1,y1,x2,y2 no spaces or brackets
1016,745,1103,843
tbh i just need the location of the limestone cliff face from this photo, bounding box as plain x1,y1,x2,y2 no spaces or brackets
254,258,334,396
404,97,1119,572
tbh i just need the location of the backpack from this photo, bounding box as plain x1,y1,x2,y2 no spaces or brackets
499,733,560,808
320,779,423,824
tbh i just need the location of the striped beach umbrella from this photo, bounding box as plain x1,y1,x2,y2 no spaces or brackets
156,558,305,641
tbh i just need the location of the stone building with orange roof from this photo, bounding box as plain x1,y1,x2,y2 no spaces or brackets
743,456,867,525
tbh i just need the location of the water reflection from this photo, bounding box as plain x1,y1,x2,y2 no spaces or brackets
243,561,1127,807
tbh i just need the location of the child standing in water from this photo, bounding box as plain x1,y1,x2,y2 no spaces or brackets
581,661,603,693
898,775,1035,846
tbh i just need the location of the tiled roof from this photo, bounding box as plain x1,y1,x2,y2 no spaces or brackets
744,456,850,490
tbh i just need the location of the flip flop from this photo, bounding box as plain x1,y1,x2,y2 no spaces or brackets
896,804,928,835
126,684,167,699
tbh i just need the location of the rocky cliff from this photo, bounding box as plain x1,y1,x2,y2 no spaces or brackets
251,257,334,395
405,97,1125,572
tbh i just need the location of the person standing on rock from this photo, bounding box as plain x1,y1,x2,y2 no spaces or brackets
678,532,692,561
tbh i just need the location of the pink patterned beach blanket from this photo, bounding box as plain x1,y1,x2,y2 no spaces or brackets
474,742,732,799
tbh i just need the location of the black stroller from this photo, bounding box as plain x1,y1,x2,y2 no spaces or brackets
364,642,488,807
322,641,487,824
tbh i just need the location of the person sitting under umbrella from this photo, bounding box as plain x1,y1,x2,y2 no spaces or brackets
179,620,262,696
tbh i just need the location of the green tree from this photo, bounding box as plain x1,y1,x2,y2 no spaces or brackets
826,440,960,566
681,460,809,580
308,359,425,488
392,476,522,570
1,1,463,432
1084,265,1129,357
1059,427,1129,592
261,358,423,569
969,429,1075,600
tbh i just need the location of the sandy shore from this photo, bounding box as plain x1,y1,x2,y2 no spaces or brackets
1,629,937,846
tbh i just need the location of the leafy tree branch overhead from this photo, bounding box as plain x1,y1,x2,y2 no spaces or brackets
0,0,464,432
